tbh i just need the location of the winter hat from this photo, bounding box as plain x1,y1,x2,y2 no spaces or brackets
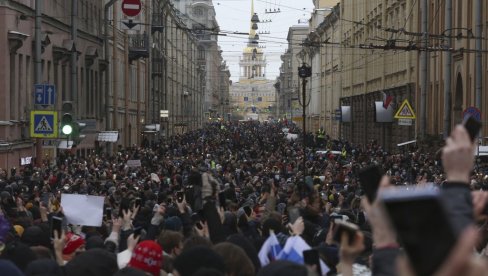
128,240,163,276
85,235,105,250
64,248,118,276
173,246,226,276
163,216,183,232
21,226,46,247
257,260,308,276
25,259,63,276
63,233,85,255
1,241,37,271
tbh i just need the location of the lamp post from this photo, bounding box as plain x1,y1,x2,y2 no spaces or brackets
297,44,312,181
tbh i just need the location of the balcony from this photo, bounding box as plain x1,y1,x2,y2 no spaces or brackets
128,33,149,62
152,13,164,34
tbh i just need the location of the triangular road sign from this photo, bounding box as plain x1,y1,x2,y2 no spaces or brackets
35,116,53,132
394,99,416,119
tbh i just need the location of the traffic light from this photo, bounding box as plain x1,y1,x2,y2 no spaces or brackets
298,64,312,78
61,113,73,135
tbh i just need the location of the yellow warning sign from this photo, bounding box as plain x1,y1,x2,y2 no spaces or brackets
394,99,416,119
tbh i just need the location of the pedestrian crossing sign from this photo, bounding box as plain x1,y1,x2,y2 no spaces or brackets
394,99,416,119
30,111,58,138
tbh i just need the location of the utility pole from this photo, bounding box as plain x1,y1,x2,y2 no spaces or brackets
104,0,118,154
475,0,482,109
443,0,452,139
35,1,42,84
34,0,42,166
70,0,78,105
298,63,311,182
420,0,429,139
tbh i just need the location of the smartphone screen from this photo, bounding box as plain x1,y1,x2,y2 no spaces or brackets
105,207,112,219
303,249,322,276
288,207,300,224
382,188,457,276
133,226,143,239
51,216,63,239
218,192,226,209
135,198,142,208
463,115,482,142
332,220,359,245
176,192,184,203
358,165,383,203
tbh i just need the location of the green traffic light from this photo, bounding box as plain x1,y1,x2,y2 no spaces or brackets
62,124,73,135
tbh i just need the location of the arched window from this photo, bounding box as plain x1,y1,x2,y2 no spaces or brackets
198,46,205,60
193,7,204,17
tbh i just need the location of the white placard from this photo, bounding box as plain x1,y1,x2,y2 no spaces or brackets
61,194,105,227
127,159,141,167
286,133,298,141
398,119,413,126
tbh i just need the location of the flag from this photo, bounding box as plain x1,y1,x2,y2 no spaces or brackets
276,236,330,275
382,92,393,109
258,232,282,266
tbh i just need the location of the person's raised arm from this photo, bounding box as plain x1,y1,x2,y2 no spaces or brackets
441,125,476,234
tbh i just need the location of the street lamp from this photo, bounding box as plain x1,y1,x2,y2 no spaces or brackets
297,48,312,181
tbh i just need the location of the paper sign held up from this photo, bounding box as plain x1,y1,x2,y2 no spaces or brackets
61,194,105,227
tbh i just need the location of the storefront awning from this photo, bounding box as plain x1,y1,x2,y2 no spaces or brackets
97,131,119,142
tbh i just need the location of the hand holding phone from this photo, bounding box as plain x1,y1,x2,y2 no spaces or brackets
50,216,63,239
332,220,359,245
105,207,112,219
134,198,142,208
218,192,226,209
133,226,143,239
303,249,322,275
381,187,457,276
358,165,383,203
176,191,185,203
463,114,482,142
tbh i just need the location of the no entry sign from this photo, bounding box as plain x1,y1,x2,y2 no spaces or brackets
122,0,141,17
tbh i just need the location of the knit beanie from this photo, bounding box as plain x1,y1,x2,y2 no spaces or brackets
63,233,85,255
128,240,163,276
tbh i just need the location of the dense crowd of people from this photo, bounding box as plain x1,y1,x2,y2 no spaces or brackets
0,120,488,276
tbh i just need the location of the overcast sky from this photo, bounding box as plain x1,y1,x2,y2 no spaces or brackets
214,0,315,82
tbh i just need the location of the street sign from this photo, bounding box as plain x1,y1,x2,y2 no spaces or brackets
463,106,481,121
394,99,416,119
122,0,142,17
160,110,169,118
121,19,141,30
398,119,413,126
34,84,56,106
30,111,58,138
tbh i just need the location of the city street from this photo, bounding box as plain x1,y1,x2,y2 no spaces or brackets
1,0,488,276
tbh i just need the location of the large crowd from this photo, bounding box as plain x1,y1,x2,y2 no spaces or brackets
0,120,487,276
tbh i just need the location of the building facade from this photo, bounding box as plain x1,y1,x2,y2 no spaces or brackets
289,0,418,150
0,0,206,171
229,0,275,121
423,0,488,141
171,0,230,119
0,0,111,169
277,25,309,122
